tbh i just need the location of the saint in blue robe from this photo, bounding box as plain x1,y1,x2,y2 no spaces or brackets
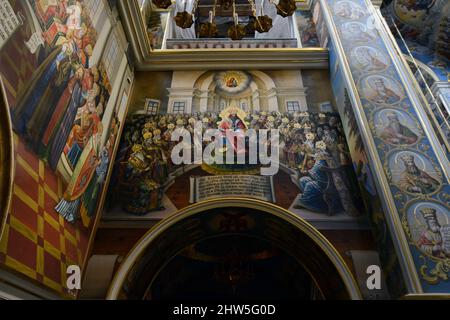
12,43,76,155
296,159,336,213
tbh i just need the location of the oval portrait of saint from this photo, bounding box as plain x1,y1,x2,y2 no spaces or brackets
386,150,442,195
373,108,421,145
334,1,366,20
405,200,450,260
350,46,390,72
340,22,376,45
361,75,405,105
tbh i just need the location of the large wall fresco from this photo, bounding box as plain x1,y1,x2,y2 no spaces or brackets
382,0,449,61
0,0,129,296
106,70,365,226
319,0,450,294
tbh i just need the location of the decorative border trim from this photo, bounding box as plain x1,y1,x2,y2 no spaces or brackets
117,0,330,71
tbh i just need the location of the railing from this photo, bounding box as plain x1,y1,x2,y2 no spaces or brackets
388,17,450,154
165,38,298,49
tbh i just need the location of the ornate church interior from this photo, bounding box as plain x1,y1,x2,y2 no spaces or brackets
0,0,449,302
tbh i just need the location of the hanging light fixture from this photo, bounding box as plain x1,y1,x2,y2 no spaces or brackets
218,0,233,10
174,0,197,28
227,1,246,40
249,0,272,33
151,0,297,39
152,0,172,10
273,0,296,18
199,0,219,37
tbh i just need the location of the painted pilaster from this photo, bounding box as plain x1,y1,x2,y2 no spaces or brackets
317,0,450,295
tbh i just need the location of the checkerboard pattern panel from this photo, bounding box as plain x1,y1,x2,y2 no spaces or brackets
0,136,89,294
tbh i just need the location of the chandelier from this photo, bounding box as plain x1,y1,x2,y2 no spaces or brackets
152,0,296,40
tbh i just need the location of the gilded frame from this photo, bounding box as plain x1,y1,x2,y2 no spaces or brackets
118,0,330,71
107,198,362,300
0,78,14,242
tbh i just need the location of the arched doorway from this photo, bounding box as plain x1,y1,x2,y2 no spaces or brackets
107,199,361,300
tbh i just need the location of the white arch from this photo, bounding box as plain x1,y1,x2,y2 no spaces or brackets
248,70,276,90
190,70,280,112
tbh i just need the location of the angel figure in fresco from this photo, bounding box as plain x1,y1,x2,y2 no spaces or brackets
398,154,440,194
217,104,248,154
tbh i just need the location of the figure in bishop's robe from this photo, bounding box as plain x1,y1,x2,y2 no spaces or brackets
11,33,78,151
417,208,448,259
218,104,248,154
42,65,95,170
379,112,418,145
398,154,440,194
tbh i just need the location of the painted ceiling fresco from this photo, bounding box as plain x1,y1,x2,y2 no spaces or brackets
0,0,128,296
382,0,449,80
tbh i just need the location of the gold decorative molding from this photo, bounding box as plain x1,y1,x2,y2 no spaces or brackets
0,77,14,241
117,0,329,71
107,198,362,300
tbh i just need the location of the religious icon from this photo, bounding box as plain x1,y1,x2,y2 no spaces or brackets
226,77,238,88
215,71,251,94
217,103,248,154
388,151,441,195
351,46,389,72
374,109,420,145
340,22,376,44
334,1,366,20
406,201,450,260
362,75,405,105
